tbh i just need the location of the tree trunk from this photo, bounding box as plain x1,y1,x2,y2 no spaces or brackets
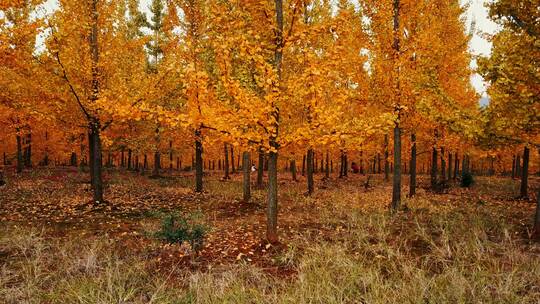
325,151,330,179
195,128,203,193
242,151,251,202
24,133,31,168
516,154,521,177
307,148,314,195
230,146,236,173
266,0,282,244
128,149,132,170
448,152,453,181
409,133,416,197
520,146,529,198
343,152,348,177
391,125,401,210
302,154,306,176
223,143,230,180
90,123,104,203
153,150,161,176
384,134,390,181
16,131,23,173
454,153,459,180
291,159,298,182
431,146,438,189
511,155,516,179
88,131,95,186
257,149,264,188
533,188,540,240
440,147,446,182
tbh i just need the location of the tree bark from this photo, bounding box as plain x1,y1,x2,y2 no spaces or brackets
16,131,23,173
266,0,282,244
128,149,133,170
431,146,438,189
223,143,230,180
520,146,529,198
516,154,521,177
391,125,401,210
409,133,416,197
325,151,330,179
384,134,390,181
307,148,314,195
511,155,516,179
90,122,104,203
242,151,251,202
291,159,298,182
533,188,540,240
230,146,235,173
257,149,264,188
302,154,306,176
195,128,203,193
440,147,446,182
448,152,453,181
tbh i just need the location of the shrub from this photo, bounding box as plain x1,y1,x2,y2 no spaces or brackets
153,212,207,252
461,171,474,188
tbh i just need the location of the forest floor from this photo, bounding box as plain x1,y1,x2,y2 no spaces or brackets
1,168,540,303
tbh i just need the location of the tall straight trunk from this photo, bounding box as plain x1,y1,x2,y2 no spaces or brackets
16,131,23,173
343,153,348,177
88,131,95,186
533,188,540,240
291,159,298,182
242,151,251,202
195,128,203,193
25,133,31,168
230,146,235,173
448,152,453,181
516,154,521,177
454,153,459,180
307,148,314,195
384,134,390,181
153,151,161,176
143,154,148,170
391,125,402,210
3,152,6,166
489,156,494,176
302,154,306,176
377,153,381,174
266,0,283,244
511,155,516,179
339,152,344,178
440,147,446,182
257,149,264,188
90,123,104,203
223,143,230,179
169,141,173,171
128,149,132,170
520,146,529,198
325,151,330,179
431,146,438,189
360,150,364,174
121,149,125,167
409,133,416,197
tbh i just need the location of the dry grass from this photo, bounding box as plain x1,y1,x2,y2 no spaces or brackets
1,172,540,303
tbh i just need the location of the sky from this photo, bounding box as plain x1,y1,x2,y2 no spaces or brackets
36,0,500,97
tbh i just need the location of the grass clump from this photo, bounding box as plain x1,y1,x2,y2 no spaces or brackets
153,212,207,252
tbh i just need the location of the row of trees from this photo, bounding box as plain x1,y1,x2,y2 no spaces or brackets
1,0,538,239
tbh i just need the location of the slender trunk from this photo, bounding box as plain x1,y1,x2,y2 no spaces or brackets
230,146,236,173
25,133,31,168
440,147,446,182
169,141,173,171
516,154,521,177
520,146,529,198
448,152,453,181
343,152,348,177
511,155,516,179
307,148,314,195
143,154,148,170
391,125,401,210
121,149,125,167
195,128,203,193
153,150,161,176
128,149,132,170
16,131,23,173
266,0,283,244
325,151,330,179
454,153,459,180
339,152,344,178
242,151,251,202
409,133,416,197
302,154,306,176
533,188,540,240
90,122,104,203
88,131,95,186
360,150,364,174
431,146,438,189
384,134,390,181
257,149,264,187
291,159,298,182
224,143,230,180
